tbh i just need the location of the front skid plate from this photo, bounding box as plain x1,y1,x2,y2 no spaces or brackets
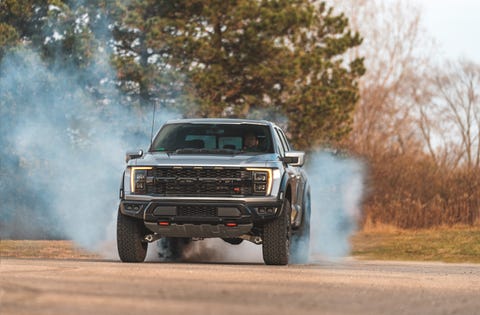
144,222,253,238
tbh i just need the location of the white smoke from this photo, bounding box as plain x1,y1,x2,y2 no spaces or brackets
307,150,365,261
0,49,178,256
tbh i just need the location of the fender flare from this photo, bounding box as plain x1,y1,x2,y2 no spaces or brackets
277,170,292,216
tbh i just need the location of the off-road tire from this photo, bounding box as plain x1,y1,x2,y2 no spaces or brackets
262,199,291,265
117,210,148,262
290,193,311,264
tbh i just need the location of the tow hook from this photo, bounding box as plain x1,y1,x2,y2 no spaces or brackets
144,234,161,243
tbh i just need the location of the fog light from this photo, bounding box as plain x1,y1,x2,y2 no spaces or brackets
255,184,266,192
124,203,144,213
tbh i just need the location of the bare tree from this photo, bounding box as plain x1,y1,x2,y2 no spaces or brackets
330,0,435,156
327,1,480,228
428,60,480,170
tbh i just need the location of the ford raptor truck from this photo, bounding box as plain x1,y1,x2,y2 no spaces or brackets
117,118,310,265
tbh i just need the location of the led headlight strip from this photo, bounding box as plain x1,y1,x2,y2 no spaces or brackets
247,168,273,195
130,167,153,193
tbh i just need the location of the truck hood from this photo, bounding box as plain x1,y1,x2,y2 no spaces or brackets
129,152,280,168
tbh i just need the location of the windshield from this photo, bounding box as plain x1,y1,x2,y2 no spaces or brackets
150,123,274,154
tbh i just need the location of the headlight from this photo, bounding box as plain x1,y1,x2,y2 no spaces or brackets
130,167,152,194
247,168,273,195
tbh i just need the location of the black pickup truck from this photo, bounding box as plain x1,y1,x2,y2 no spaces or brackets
117,118,310,265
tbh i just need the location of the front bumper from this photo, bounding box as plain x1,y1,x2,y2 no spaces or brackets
144,222,254,238
120,195,282,237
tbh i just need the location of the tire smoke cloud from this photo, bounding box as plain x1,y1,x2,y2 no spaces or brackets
0,49,177,253
306,151,365,260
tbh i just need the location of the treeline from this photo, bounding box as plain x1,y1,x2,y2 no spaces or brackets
337,0,480,228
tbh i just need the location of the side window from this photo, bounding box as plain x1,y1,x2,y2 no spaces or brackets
274,128,287,155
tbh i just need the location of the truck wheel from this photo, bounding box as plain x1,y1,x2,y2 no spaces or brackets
290,193,311,264
117,209,148,262
262,199,291,265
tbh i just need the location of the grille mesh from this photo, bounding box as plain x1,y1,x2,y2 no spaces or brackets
178,205,217,217
144,167,255,196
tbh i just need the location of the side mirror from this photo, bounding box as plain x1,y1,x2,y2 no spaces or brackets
283,151,305,167
126,149,143,163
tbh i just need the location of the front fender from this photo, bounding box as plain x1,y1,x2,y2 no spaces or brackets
276,170,292,216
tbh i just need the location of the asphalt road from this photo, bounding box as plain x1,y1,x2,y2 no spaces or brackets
1,257,480,315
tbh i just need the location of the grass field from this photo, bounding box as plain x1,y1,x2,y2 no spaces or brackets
0,240,99,260
351,225,480,263
1,226,480,263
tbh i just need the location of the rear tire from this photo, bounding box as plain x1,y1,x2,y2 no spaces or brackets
262,199,291,265
117,210,148,262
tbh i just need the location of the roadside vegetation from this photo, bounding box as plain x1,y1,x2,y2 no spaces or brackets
0,240,99,259
335,0,480,230
351,225,480,263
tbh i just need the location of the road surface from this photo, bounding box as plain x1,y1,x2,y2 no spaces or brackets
1,257,479,315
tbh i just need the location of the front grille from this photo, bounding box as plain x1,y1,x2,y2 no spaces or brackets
151,168,248,179
178,205,217,217
142,167,256,196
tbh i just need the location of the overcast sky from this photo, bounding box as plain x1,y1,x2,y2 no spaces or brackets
417,0,480,62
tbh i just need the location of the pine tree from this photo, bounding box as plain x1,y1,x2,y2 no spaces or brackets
113,0,365,148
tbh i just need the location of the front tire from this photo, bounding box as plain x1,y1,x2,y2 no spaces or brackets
262,199,291,265
117,210,148,262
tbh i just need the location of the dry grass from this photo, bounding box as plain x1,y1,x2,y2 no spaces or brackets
351,225,480,263
0,240,99,260
364,154,480,229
